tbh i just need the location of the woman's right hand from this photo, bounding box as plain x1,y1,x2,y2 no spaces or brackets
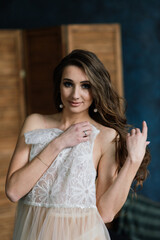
58,121,92,149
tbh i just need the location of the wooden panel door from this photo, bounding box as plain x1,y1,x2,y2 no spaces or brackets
63,24,123,96
0,30,26,240
24,27,64,115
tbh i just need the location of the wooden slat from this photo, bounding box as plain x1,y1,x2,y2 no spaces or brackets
24,27,64,114
64,24,123,97
0,201,16,240
0,30,26,240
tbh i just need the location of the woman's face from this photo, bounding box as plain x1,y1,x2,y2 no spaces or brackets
60,65,93,114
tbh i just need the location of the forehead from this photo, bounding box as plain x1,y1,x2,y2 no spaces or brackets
62,65,89,81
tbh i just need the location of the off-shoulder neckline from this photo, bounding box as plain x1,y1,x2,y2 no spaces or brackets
24,124,100,135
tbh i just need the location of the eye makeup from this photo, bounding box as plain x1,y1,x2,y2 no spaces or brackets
62,78,91,90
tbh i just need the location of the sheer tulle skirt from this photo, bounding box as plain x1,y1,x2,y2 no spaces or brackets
13,202,110,240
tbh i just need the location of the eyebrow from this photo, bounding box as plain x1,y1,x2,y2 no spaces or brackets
63,78,90,83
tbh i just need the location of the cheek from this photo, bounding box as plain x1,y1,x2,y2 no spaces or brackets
60,85,65,101
60,86,71,100
83,90,93,101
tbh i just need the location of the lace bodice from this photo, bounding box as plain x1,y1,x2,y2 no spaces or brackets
23,125,100,209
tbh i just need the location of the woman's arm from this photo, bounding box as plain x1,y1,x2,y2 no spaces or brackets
96,121,149,223
6,114,92,202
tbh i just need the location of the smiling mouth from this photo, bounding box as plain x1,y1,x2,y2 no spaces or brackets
69,101,82,106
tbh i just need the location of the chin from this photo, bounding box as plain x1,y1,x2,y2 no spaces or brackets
67,107,89,114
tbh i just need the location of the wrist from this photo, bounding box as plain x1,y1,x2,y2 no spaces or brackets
52,135,65,151
125,156,141,172
126,155,142,166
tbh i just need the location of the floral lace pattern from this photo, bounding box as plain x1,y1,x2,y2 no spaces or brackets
23,125,100,209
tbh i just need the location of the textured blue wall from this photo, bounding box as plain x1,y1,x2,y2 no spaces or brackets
0,0,160,201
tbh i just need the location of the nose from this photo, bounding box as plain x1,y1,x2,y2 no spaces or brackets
71,86,80,100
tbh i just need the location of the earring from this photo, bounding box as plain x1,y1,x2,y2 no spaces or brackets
94,108,98,113
59,104,63,109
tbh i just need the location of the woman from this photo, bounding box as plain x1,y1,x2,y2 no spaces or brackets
5,49,150,239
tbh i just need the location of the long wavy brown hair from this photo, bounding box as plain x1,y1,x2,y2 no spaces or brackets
53,49,150,189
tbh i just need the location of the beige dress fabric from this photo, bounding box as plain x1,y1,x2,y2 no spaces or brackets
13,125,110,240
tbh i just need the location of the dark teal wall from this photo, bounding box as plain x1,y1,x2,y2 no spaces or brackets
0,0,160,201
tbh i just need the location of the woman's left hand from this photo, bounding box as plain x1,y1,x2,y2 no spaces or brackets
126,121,150,165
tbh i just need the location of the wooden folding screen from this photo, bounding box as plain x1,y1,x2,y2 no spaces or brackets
24,24,123,115
0,30,26,240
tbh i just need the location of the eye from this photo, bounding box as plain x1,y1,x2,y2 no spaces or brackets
81,83,91,89
63,81,73,88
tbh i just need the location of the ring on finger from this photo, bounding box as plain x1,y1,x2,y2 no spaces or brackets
83,130,87,137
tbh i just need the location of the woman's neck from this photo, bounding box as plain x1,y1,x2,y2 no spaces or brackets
58,110,92,130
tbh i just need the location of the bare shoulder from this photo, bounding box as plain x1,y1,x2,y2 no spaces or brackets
99,125,117,141
94,122,117,142
20,113,46,137
21,112,62,136
93,122,118,153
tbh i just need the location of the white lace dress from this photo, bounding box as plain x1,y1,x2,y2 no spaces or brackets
13,125,110,240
